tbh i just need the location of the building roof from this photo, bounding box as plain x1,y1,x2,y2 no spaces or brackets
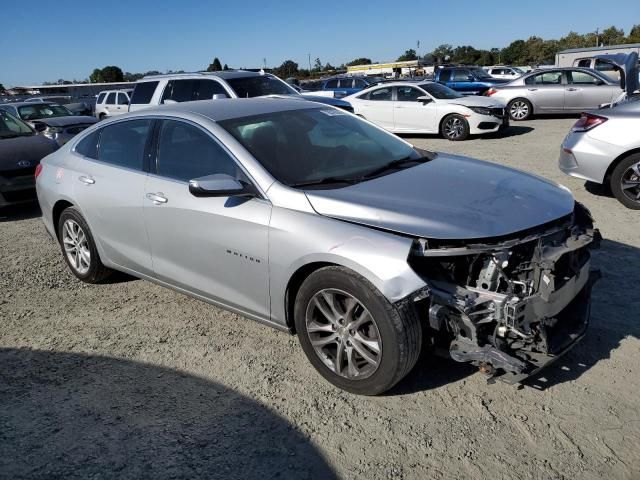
557,43,640,55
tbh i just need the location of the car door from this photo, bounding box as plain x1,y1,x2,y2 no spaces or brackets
523,71,565,112
393,85,437,133
71,119,154,274
115,92,129,115
336,78,354,98
564,70,619,111
143,118,271,319
354,86,394,130
451,69,476,95
104,92,116,116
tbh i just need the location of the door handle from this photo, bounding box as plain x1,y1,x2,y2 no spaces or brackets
78,175,95,185
146,192,168,204
566,87,579,92
527,88,538,91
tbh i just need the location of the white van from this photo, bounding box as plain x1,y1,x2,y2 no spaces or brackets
95,89,133,120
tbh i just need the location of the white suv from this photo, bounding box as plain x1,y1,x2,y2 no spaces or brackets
483,66,524,80
95,89,133,120
128,71,354,112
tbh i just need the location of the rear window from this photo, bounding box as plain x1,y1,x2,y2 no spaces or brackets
131,81,159,104
98,119,152,170
75,130,99,159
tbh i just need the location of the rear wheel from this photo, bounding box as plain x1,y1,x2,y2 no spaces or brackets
57,207,113,282
610,154,640,209
441,114,469,141
294,266,421,395
99,113,107,120
508,98,532,121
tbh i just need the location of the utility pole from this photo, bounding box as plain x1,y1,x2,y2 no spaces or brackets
263,58,267,69
308,53,311,72
595,28,599,47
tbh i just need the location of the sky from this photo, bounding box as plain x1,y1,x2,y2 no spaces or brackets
1,0,639,86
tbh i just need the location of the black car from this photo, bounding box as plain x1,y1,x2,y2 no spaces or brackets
0,110,57,208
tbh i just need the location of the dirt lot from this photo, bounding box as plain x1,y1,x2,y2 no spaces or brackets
1,117,639,480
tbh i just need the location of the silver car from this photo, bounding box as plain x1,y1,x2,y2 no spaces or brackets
36,98,599,394
486,67,621,121
560,96,640,209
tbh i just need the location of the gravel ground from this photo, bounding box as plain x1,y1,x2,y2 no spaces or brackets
1,117,639,480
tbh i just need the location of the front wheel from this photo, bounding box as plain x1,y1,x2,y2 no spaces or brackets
610,153,640,209
508,98,532,121
294,266,422,395
441,114,469,141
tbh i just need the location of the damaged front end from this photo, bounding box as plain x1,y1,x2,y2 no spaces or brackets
408,202,601,383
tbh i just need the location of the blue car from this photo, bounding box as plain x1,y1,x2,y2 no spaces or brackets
434,67,510,95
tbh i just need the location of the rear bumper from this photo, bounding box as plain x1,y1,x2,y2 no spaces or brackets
559,131,622,184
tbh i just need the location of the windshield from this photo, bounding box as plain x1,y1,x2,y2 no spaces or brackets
219,108,422,187
418,83,462,99
225,75,299,98
18,103,73,120
0,110,35,138
471,68,492,79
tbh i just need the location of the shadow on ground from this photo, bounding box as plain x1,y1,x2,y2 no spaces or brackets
0,202,41,222
0,348,336,480
480,125,533,139
584,180,614,199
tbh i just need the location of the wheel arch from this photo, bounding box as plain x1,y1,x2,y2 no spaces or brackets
52,199,74,239
604,148,640,185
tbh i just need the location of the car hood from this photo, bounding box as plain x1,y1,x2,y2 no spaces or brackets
31,116,98,127
0,134,57,170
595,52,639,95
304,154,575,240
446,96,506,108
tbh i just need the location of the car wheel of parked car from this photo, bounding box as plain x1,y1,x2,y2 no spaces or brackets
508,98,532,121
294,266,422,395
57,207,114,282
610,154,640,210
441,114,469,141
99,113,107,120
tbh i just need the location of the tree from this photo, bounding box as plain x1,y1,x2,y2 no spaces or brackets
628,24,640,43
397,49,418,61
600,26,625,46
430,44,454,62
274,60,298,78
346,57,372,66
223,64,229,70
207,57,223,72
0,83,5,93
501,39,528,64
313,57,322,72
101,66,124,83
89,68,103,83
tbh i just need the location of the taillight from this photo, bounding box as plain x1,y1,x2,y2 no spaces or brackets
485,88,498,96
35,163,43,178
572,113,608,132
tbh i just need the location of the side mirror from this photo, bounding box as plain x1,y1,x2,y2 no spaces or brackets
212,94,228,100
417,96,432,105
188,174,255,197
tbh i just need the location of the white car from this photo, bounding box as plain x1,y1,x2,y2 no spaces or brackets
483,66,525,80
345,82,508,140
95,89,133,120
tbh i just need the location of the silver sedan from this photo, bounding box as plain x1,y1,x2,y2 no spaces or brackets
486,68,621,121
36,98,599,394
560,96,640,209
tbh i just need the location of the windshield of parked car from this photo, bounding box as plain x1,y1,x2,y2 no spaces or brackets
471,68,493,79
17,103,73,120
219,107,427,188
225,75,299,97
0,110,35,138
418,83,463,99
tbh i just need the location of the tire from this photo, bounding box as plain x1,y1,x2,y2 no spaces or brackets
440,114,469,141
294,266,422,395
99,113,107,120
610,153,640,209
507,98,532,121
57,207,113,283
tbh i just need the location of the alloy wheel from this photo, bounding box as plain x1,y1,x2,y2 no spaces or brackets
509,100,529,120
62,219,91,274
305,289,382,379
444,117,465,139
620,161,640,204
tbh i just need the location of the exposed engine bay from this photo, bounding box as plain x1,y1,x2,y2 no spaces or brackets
408,202,601,383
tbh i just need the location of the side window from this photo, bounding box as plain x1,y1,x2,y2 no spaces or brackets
131,81,159,105
595,59,616,74
438,69,451,81
529,71,563,85
167,79,196,102
396,86,423,102
155,120,240,182
568,71,599,85
369,87,392,101
75,129,100,159
576,59,591,68
96,92,106,104
338,78,353,89
106,92,116,105
325,79,338,89
117,93,129,105
196,80,229,100
354,78,367,88
98,119,151,170
452,69,471,81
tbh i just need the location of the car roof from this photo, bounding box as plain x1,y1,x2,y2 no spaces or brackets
126,97,324,122
0,101,57,107
140,70,268,81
